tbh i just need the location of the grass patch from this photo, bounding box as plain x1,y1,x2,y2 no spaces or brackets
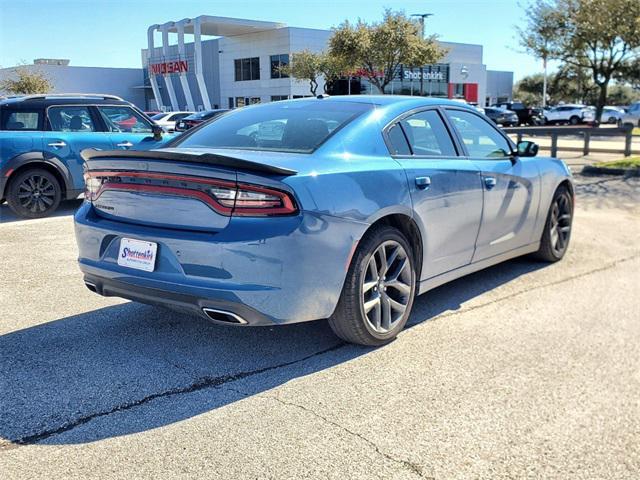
595,157,640,169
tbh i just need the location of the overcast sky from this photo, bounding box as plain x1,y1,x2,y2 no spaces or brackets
0,0,545,80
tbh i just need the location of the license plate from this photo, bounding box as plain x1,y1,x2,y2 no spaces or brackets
117,238,157,272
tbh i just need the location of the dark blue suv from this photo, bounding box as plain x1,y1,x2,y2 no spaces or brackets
0,94,173,218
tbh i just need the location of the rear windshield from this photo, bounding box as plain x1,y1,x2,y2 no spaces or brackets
174,100,374,153
150,113,166,120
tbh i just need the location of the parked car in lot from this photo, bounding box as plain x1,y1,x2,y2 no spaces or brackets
150,111,194,132
76,96,574,346
619,101,640,128
543,104,596,125
174,109,230,132
600,106,625,124
483,107,519,127
493,101,542,126
0,94,173,218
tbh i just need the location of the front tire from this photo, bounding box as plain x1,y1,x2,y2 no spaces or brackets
6,168,62,219
534,186,573,262
329,225,417,346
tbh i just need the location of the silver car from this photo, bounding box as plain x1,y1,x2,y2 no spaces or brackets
620,102,640,128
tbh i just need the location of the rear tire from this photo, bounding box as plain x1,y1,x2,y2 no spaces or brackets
6,168,62,219
534,186,573,262
329,225,417,346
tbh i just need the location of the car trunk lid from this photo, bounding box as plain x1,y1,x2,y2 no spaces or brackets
81,148,297,232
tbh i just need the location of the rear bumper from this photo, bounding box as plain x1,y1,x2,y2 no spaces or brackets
74,202,368,325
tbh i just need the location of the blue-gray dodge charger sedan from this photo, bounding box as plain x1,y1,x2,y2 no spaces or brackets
75,96,574,346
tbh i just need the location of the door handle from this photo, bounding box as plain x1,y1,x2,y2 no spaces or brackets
484,177,497,190
116,141,133,148
415,176,431,190
47,141,67,148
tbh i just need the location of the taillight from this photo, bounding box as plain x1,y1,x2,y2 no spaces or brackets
84,173,104,201
221,183,297,216
84,171,297,217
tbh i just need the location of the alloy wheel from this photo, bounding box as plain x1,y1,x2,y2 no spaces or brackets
17,174,57,213
549,192,572,257
361,240,413,334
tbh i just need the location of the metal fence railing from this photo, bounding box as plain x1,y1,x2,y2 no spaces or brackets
503,125,636,157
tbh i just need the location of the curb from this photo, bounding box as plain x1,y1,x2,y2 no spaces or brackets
581,165,640,177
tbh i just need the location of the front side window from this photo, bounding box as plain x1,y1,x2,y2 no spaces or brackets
270,54,289,79
97,106,152,133
48,106,96,132
234,57,260,81
399,110,456,156
2,110,41,130
175,100,373,153
446,109,512,158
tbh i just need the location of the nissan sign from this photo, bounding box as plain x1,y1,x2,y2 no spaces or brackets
150,60,189,75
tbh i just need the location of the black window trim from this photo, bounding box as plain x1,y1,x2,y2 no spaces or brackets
382,106,463,159
442,106,516,160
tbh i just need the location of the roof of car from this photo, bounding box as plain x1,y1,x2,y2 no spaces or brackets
0,94,131,108
318,95,470,108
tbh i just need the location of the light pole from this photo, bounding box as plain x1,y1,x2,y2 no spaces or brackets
411,13,433,96
411,13,433,39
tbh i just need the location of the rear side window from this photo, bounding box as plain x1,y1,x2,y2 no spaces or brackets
2,110,41,130
446,109,511,158
48,106,96,132
399,110,456,156
176,101,373,153
387,124,411,155
97,106,152,133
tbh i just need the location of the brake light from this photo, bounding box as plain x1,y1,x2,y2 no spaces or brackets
84,171,297,217
222,183,297,216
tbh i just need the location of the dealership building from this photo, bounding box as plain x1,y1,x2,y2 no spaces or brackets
142,16,513,111
0,16,513,111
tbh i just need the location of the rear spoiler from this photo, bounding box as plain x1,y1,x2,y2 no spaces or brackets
80,149,297,176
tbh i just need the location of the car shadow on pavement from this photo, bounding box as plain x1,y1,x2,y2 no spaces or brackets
0,257,548,447
0,200,83,223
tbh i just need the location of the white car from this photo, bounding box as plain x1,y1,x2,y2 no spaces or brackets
601,106,625,124
150,111,194,132
543,104,596,125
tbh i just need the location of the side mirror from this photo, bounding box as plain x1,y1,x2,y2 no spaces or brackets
152,124,163,141
517,140,538,157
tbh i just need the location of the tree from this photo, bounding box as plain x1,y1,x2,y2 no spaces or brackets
281,50,323,96
517,1,563,107
518,0,640,121
283,50,351,96
617,57,640,91
0,65,52,95
329,9,445,94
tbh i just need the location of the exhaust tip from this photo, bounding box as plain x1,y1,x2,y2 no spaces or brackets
202,308,248,325
84,281,98,293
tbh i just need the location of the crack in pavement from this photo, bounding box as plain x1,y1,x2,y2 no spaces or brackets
2,253,637,452
261,391,431,479
0,342,346,451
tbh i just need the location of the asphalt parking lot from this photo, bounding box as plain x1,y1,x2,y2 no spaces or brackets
1,175,639,479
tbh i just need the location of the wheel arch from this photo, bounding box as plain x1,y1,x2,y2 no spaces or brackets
361,212,424,281
3,153,72,200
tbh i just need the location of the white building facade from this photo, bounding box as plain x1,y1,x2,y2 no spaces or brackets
142,16,513,111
